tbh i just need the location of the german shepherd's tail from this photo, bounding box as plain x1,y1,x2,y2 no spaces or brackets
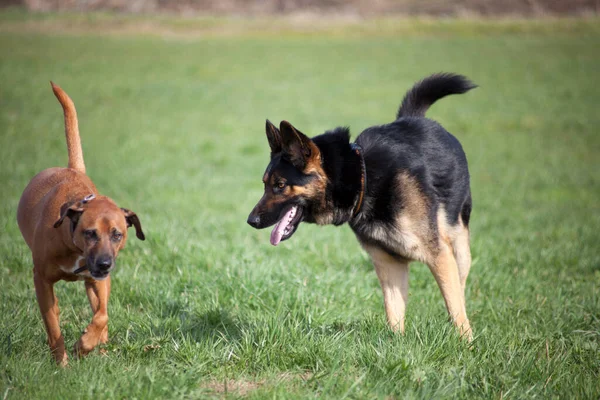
396,73,477,119
50,82,86,174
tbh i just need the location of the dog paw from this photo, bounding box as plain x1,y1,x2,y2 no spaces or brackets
459,323,473,343
74,335,95,358
50,343,68,366
99,326,109,345
55,352,68,367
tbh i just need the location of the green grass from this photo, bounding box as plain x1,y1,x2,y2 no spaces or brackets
0,13,599,399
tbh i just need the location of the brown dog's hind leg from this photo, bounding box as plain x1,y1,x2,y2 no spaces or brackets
429,244,472,340
75,276,110,357
33,268,68,366
363,244,410,333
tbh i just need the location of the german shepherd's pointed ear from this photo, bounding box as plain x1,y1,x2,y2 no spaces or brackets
279,120,320,169
265,119,282,154
54,201,84,228
121,208,145,241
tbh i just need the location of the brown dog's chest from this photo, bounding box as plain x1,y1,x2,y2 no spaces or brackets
56,254,91,281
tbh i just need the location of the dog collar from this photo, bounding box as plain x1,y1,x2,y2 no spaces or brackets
73,263,87,274
82,194,95,203
351,143,366,218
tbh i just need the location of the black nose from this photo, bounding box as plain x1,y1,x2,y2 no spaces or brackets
96,257,112,271
247,214,260,228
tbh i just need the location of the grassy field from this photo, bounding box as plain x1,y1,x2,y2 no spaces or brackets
0,12,599,399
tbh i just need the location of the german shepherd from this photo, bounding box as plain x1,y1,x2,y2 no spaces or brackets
247,73,477,339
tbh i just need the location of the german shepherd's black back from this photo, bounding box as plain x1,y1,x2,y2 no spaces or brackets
352,74,475,257
248,73,477,338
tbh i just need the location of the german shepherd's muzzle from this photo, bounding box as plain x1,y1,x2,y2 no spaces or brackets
248,73,478,340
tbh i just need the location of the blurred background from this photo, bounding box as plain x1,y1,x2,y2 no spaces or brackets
2,0,598,16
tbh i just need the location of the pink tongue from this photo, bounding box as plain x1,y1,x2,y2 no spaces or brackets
270,206,296,246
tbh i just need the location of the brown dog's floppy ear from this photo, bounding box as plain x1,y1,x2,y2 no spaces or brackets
279,120,320,169
121,208,145,241
265,119,282,154
54,201,84,228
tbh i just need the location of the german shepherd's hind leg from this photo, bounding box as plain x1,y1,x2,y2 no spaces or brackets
429,244,472,341
453,225,472,293
362,243,410,333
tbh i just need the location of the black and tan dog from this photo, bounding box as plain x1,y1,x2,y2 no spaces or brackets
248,73,476,338
17,83,145,365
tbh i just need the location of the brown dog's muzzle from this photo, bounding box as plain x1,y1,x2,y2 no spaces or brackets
86,253,114,280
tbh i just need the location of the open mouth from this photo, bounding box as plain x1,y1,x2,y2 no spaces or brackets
270,205,304,246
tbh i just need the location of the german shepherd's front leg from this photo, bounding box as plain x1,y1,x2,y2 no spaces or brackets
363,244,410,333
429,244,472,340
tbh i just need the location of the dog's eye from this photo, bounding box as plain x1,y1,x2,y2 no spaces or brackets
84,230,98,240
273,181,286,193
111,231,123,242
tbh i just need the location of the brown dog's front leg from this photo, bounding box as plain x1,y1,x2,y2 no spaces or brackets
85,277,110,345
75,277,110,357
33,269,67,366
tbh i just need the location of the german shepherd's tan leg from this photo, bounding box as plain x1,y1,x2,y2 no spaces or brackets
453,225,472,293
429,244,472,340
363,244,410,333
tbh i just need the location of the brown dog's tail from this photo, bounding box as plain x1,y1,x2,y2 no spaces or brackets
50,82,86,174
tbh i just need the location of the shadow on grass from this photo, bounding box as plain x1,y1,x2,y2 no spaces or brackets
177,307,245,344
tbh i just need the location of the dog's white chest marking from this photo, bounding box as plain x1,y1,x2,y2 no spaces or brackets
60,256,89,278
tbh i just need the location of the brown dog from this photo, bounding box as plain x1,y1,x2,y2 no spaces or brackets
17,83,145,365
